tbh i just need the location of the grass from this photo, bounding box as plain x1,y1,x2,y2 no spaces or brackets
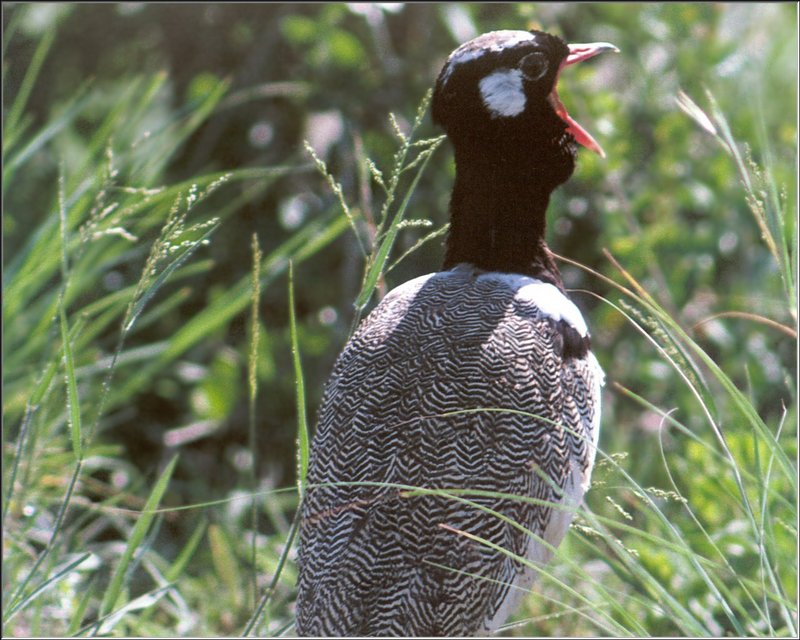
3,7,797,638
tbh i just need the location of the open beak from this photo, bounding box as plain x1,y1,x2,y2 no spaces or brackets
548,41,619,158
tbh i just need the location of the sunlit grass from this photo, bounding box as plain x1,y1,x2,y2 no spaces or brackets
3,5,796,638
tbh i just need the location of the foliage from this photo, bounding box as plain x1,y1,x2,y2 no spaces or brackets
2,3,796,636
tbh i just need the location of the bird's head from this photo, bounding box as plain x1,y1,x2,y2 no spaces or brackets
432,30,617,187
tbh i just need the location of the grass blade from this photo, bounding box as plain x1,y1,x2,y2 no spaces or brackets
288,262,309,496
124,219,220,333
165,519,207,583
99,455,179,617
354,136,443,310
59,304,82,461
4,81,93,180
67,574,96,635
4,24,56,143
110,212,349,405
241,508,301,637
248,233,262,607
95,584,173,636
57,162,83,462
3,553,92,623
208,524,243,610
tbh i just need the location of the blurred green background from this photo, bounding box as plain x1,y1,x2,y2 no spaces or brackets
3,3,796,637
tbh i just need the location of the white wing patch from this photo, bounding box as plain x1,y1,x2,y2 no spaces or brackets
476,271,589,336
386,269,591,338
513,279,589,336
479,69,526,118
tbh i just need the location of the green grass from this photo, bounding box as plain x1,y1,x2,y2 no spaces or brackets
3,4,796,637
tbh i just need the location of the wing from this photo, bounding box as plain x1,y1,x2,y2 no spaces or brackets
295,267,603,636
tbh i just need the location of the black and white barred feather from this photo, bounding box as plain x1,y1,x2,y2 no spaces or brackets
295,265,604,635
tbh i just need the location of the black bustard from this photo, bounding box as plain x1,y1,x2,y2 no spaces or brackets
296,29,615,636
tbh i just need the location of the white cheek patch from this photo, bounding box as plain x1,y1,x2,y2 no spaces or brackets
478,69,526,118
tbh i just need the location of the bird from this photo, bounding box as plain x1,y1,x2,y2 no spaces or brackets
295,29,615,636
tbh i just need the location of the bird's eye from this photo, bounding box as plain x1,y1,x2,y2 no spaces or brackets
519,52,548,82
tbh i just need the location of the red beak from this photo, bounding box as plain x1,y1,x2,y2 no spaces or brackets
564,41,620,66
549,41,619,158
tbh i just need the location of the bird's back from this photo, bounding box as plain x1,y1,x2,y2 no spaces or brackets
296,265,603,636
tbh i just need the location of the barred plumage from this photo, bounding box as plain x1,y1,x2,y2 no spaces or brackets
296,269,603,635
295,29,615,636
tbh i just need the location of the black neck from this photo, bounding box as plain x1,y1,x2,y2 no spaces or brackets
442,145,565,289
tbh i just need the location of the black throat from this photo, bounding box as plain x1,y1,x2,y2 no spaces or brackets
442,133,573,290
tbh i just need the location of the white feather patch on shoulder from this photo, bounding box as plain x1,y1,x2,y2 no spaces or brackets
514,279,589,336
478,69,526,118
477,272,589,336
384,269,590,338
